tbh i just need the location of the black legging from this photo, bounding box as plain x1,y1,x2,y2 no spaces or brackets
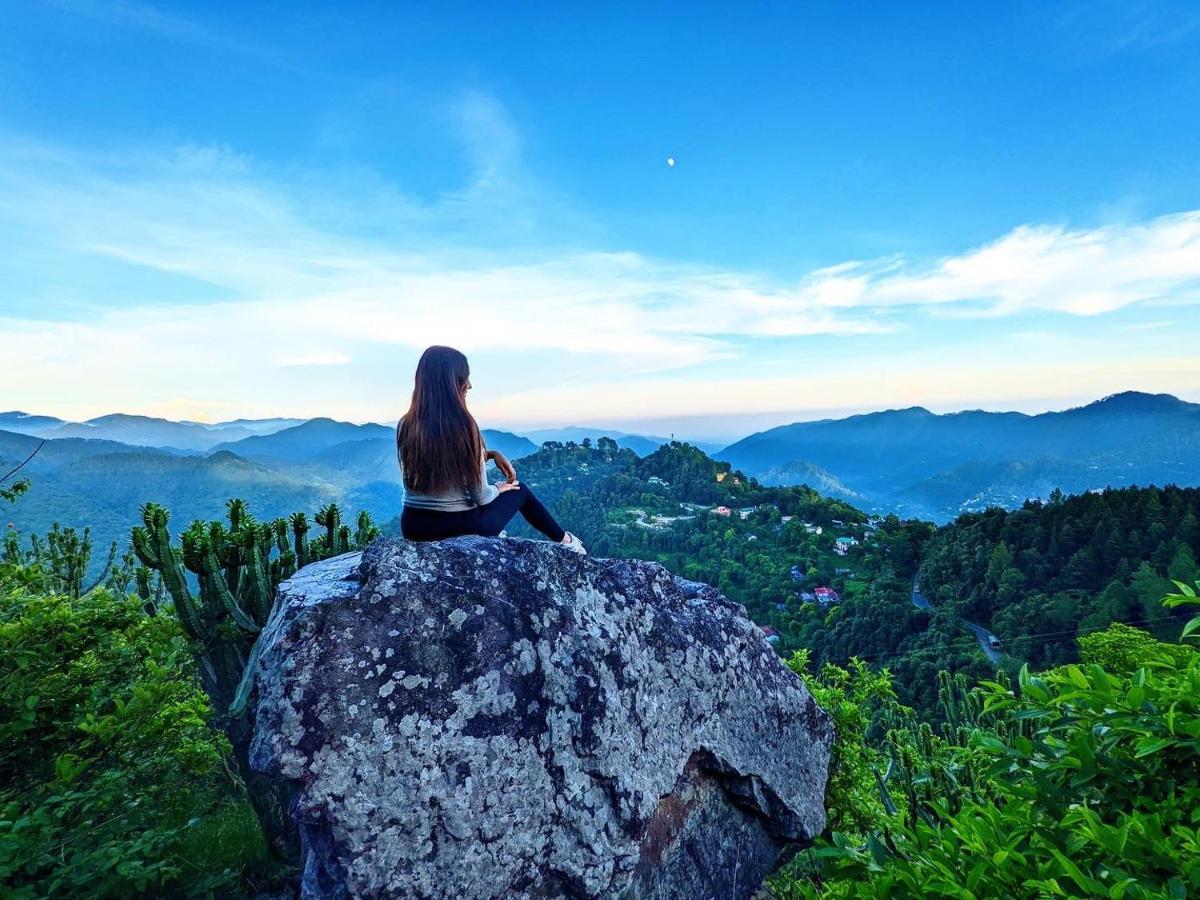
400,483,566,543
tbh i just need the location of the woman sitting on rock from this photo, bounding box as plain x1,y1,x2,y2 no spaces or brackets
396,345,587,554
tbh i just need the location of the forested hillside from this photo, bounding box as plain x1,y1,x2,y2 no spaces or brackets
919,486,1200,665
495,440,1200,719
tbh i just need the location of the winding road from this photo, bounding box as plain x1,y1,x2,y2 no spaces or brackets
911,577,932,610
912,576,1005,664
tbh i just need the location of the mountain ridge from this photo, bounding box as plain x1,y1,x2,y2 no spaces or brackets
718,391,1200,520
6,392,1198,523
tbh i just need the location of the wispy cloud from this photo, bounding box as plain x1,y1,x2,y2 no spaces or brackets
1,123,1199,423
852,213,1200,316
1043,0,1200,59
45,0,279,59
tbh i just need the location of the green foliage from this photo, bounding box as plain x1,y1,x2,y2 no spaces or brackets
0,587,265,897
1078,620,1198,673
131,498,379,715
3,521,135,600
798,484,1200,719
786,651,909,835
3,518,137,602
920,485,1200,667
130,498,380,857
772,588,1200,899
0,479,29,504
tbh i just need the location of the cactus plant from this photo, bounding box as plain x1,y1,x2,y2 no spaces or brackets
2,520,131,599
129,497,380,860
134,564,159,615
356,510,381,547
290,512,310,568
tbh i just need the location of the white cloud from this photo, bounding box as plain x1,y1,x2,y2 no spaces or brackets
1,133,1199,423
842,213,1200,316
45,0,282,61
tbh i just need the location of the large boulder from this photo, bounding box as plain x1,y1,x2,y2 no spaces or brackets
249,537,833,899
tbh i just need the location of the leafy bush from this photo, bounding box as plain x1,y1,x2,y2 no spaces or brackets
772,586,1200,899
0,586,265,897
786,650,909,835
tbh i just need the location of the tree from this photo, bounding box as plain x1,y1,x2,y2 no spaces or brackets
771,587,1200,899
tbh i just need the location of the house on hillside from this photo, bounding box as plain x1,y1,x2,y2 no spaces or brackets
814,586,840,605
759,625,780,644
634,520,667,532
780,515,795,523
650,514,693,526
737,507,756,520
648,475,669,487
834,536,859,555
803,523,823,535
713,506,733,517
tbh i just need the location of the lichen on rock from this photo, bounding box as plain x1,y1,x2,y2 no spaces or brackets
249,536,833,899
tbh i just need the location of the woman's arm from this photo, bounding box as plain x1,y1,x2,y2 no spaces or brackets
487,449,518,484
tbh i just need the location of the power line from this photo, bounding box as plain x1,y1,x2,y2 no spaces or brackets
814,614,1185,667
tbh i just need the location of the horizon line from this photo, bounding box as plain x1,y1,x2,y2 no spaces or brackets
5,388,1194,441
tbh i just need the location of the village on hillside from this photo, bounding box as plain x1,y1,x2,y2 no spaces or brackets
599,465,886,645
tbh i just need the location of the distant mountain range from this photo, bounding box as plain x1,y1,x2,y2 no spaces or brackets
0,414,537,560
717,391,1200,520
3,392,1198,559
0,411,596,458
0,411,305,451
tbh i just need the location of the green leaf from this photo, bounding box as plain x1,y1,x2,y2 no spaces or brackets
1134,736,1173,758
867,833,889,868
1065,666,1090,689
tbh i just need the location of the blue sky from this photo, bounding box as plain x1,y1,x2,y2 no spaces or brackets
2,1,1199,440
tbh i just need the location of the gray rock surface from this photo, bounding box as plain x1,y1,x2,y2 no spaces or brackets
250,537,833,899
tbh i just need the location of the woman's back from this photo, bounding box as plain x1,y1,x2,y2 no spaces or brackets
397,423,498,512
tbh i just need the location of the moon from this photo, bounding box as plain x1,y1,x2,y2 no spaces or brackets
666,157,675,167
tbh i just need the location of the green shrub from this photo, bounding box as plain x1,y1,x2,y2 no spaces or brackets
0,586,266,897
773,587,1200,899
786,650,909,836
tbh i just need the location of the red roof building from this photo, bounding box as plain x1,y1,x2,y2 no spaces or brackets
814,586,841,604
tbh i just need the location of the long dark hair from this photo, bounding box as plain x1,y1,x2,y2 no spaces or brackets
397,346,484,497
